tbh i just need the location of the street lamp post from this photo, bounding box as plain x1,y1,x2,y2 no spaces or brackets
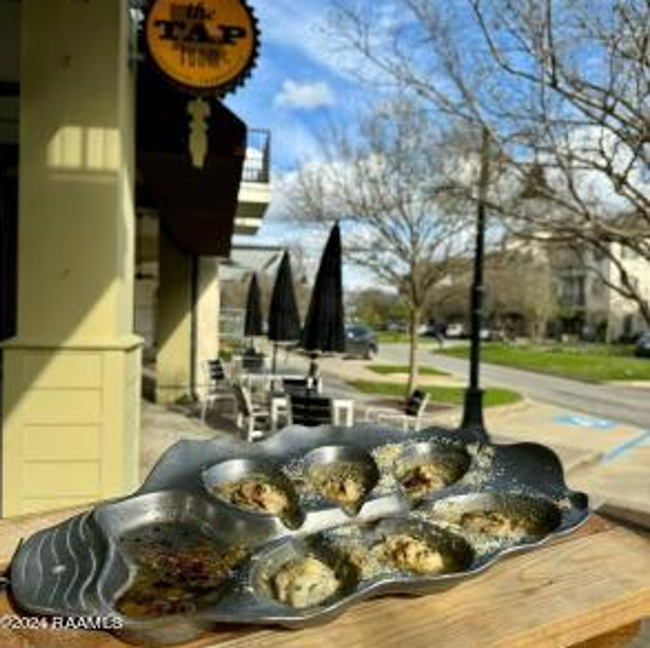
461,126,491,431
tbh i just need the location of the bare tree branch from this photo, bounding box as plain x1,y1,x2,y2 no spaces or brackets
288,98,472,394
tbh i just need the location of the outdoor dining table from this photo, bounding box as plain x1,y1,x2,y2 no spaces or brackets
0,507,649,647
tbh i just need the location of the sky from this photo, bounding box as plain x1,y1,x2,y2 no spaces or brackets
224,0,380,290
225,0,361,171
222,0,648,292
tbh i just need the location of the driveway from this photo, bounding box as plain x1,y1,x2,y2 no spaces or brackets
378,343,650,429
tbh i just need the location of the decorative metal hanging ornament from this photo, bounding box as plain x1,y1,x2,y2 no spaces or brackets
144,0,260,97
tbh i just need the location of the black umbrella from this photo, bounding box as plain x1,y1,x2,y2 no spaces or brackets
268,251,302,373
244,273,264,342
301,222,345,381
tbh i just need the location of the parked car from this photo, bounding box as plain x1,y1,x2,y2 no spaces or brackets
384,320,407,333
480,327,505,342
635,334,650,358
345,324,378,359
445,323,466,339
423,322,446,339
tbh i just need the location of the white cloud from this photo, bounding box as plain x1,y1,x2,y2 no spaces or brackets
438,124,649,217
558,126,649,211
274,79,336,111
255,0,411,85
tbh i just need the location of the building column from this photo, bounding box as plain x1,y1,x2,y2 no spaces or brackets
156,229,193,404
156,231,220,404
194,258,220,400
1,0,141,516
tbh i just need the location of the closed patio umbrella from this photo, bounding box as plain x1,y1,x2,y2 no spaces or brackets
301,222,345,382
244,272,264,342
268,251,301,373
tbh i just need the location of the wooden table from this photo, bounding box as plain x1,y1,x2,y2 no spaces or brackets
0,509,649,647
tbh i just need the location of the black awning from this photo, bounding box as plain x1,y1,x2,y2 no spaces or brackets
136,65,246,257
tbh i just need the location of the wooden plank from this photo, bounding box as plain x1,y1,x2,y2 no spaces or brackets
0,516,647,647
211,522,650,648
572,621,642,648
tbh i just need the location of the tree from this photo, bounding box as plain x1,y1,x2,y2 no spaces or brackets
288,98,470,395
485,249,558,340
349,289,409,329
328,0,650,324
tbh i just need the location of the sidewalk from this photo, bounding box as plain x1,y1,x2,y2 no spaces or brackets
317,354,650,517
484,401,650,510
140,400,234,479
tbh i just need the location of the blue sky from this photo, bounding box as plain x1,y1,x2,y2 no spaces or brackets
226,0,361,172
225,0,378,288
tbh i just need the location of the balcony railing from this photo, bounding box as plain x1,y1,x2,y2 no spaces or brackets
242,129,270,184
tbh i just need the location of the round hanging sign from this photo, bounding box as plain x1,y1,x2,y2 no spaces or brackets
145,0,260,95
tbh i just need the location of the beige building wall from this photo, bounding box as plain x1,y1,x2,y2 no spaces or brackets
604,244,650,338
1,0,141,515
510,233,650,339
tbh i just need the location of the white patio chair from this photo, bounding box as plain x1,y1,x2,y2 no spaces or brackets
200,358,235,423
232,383,269,442
365,390,431,432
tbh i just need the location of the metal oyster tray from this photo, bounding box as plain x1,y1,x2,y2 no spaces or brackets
10,424,589,646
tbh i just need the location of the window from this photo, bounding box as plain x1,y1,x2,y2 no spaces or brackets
590,280,604,299
560,274,586,308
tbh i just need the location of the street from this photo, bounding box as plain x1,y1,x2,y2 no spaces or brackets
378,343,650,429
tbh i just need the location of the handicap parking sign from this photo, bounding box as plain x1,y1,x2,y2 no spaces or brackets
553,414,618,430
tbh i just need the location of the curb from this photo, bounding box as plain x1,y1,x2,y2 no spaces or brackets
483,394,534,418
595,497,650,532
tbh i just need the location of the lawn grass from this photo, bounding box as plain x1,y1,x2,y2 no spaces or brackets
349,380,521,407
369,364,448,377
438,342,650,383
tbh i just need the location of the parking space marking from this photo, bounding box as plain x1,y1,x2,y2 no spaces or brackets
599,430,650,464
553,414,618,431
